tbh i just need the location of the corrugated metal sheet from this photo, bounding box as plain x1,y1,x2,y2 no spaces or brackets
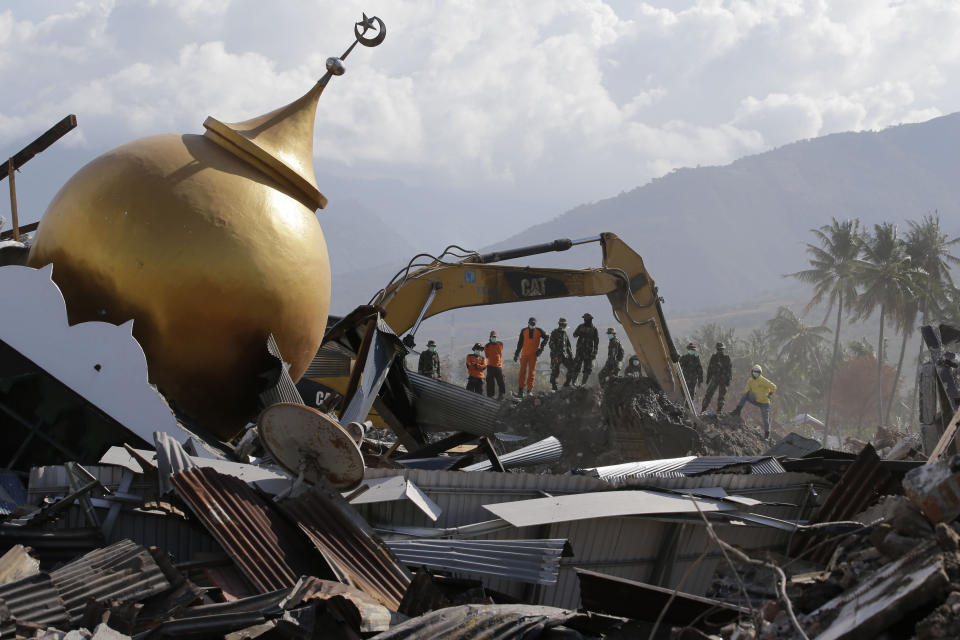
581,457,695,480
463,437,562,472
260,333,305,407
483,490,737,527
680,456,785,476
385,538,567,585
278,483,413,611
171,466,327,594
351,468,826,607
407,371,499,435
49,539,171,623
0,571,70,629
28,464,155,503
367,603,583,640
155,431,197,495
789,444,898,563
582,456,785,479
304,341,354,378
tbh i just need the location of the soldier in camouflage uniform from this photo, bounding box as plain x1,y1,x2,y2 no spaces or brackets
623,355,642,378
548,318,573,391
565,313,599,386
678,341,704,398
701,342,732,413
598,327,625,385
417,339,441,380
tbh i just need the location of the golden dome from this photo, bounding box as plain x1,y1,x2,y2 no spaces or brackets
27,83,333,439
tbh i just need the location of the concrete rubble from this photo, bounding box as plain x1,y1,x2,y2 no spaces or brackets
3,249,960,638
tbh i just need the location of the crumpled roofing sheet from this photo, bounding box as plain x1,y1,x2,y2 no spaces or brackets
0,571,69,631
483,489,738,528
171,466,328,594
49,539,172,623
367,603,587,640
462,436,563,472
278,483,412,611
385,538,568,585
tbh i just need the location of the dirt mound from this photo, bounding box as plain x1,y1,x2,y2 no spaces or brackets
494,386,618,471
599,377,700,460
495,377,711,468
696,412,771,457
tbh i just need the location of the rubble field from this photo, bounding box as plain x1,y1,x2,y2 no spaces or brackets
2,360,960,638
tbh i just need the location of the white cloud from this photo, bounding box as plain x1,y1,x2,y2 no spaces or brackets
2,0,960,238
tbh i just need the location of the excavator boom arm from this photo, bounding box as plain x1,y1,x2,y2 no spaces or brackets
377,233,687,405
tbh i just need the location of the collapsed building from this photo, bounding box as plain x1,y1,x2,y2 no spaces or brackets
3,14,960,640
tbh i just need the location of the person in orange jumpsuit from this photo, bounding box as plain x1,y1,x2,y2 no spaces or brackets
484,331,505,399
465,342,486,394
513,317,548,397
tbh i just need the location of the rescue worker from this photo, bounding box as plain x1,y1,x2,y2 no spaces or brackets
548,318,573,391
465,342,486,394
417,339,441,379
679,342,704,397
484,331,505,399
731,364,777,437
513,317,548,396
598,327,624,384
566,313,599,386
624,355,642,378
701,342,732,413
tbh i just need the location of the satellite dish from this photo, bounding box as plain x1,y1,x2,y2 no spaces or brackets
257,403,364,490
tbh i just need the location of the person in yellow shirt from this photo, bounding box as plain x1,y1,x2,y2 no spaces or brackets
730,364,776,437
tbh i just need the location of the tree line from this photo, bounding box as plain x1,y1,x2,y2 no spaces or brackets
680,215,960,437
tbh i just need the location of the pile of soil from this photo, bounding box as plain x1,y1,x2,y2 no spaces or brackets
493,386,616,471
599,377,700,461
494,377,707,469
697,412,771,457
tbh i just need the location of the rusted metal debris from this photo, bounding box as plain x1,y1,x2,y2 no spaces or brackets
171,466,329,594
278,481,412,611
789,444,899,563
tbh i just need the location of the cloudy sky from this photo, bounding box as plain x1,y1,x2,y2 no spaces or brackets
3,0,960,248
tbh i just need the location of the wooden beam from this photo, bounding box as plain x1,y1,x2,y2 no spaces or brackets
7,160,18,241
1,115,77,182
398,431,478,460
0,220,38,241
926,404,960,463
479,436,506,473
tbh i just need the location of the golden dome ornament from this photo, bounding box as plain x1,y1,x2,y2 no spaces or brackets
28,15,387,440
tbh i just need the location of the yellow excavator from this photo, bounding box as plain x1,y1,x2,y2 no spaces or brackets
299,232,696,451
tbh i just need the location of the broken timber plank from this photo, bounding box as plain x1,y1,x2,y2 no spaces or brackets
926,404,960,463
805,542,947,640
2,115,77,181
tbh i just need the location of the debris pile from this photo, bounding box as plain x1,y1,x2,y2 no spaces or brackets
2,218,959,639
698,412,771,457
494,377,702,469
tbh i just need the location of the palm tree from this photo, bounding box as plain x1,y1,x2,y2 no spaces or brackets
690,324,737,354
854,222,915,424
904,215,960,423
887,274,922,424
766,306,831,377
789,218,861,433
